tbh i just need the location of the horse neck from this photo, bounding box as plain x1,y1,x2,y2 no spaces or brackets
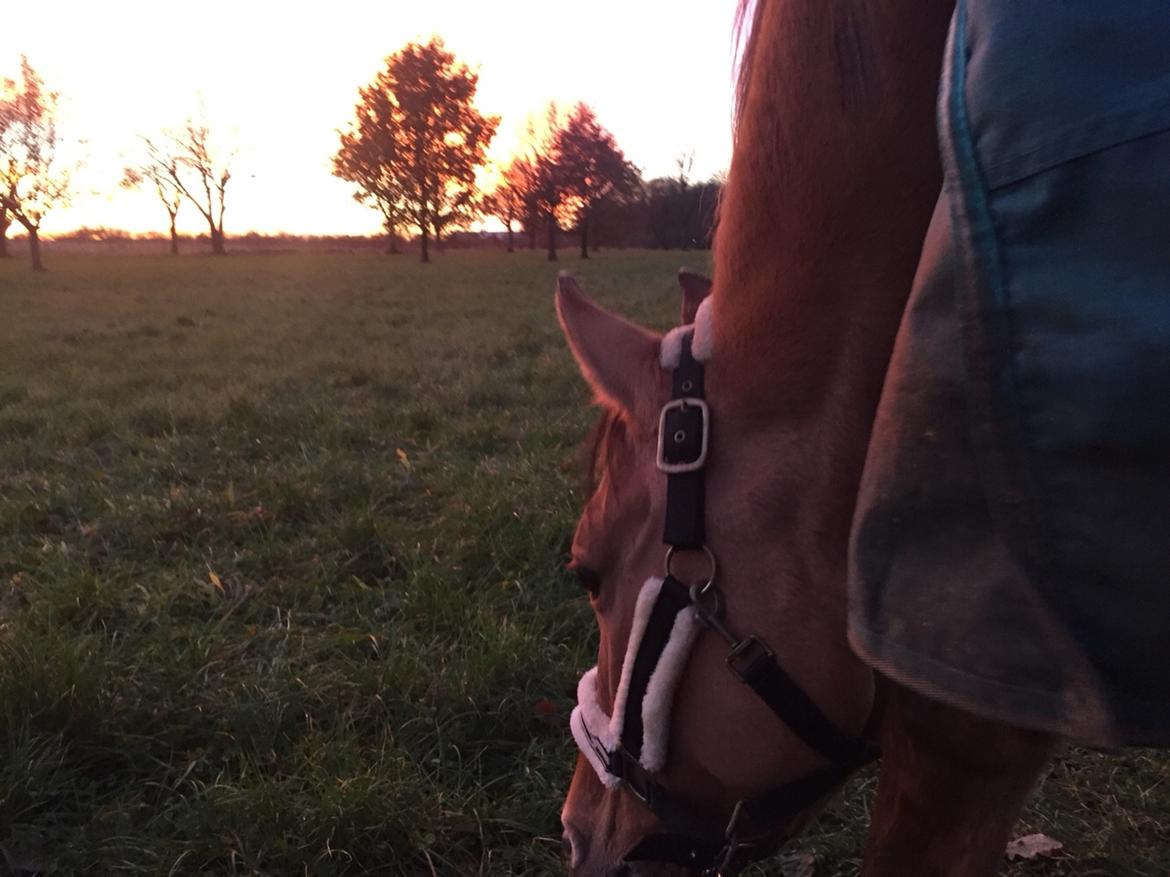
713,0,953,423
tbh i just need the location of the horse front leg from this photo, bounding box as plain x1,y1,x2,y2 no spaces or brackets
860,678,1057,877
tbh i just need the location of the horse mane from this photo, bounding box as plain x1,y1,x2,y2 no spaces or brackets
732,0,763,125
733,0,875,129
712,0,951,415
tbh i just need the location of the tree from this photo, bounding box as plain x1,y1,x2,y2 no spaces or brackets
518,103,570,262
334,38,499,263
0,178,10,259
645,157,722,250
331,117,408,254
486,155,536,253
0,57,71,270
0,119,10,259
142,120,232,254
121,157,183,255
509,112,557,253
553,103,639,259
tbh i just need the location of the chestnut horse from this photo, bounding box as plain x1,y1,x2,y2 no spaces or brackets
556,0,1056,874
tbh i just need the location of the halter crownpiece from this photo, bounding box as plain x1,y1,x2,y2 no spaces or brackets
569,298,877,875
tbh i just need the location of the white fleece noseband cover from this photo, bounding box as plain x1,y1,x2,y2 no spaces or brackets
570,576,702,788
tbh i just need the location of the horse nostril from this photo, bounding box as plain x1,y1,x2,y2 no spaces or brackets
561,832,573,858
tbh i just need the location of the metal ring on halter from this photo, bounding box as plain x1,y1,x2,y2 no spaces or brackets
688,581,738,647
664,544,717,593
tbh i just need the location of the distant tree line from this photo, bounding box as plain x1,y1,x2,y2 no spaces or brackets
0,45,720,270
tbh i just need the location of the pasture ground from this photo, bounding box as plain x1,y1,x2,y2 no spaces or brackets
0,250,1166,875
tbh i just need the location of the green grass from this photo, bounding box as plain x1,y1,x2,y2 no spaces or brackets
0,250,1166,875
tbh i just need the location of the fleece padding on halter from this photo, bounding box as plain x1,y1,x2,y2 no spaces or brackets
660,296,714,368
570,576,702,788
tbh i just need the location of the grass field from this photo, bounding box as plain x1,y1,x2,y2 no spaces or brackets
0,250,1166,875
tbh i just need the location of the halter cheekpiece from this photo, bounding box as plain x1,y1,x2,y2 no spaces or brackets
569,299,878,875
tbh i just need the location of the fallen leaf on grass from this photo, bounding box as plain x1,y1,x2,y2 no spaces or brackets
208,570,224,594
532,698,562,726
1005,833,1063,861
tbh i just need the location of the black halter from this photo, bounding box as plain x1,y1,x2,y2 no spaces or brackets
611,330,879,875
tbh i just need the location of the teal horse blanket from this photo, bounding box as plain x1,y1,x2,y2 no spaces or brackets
850,0,1170,745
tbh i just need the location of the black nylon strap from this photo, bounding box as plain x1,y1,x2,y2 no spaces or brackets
625,761,862,872
733,649,878,767
663,334,706,548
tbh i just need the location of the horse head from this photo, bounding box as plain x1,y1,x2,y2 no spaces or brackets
556,270,877,875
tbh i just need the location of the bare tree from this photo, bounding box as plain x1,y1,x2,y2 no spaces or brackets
0,57,71,270
121,157,183,255
143,119,232,254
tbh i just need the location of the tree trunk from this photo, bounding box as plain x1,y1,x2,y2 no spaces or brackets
169,214,179,255
420,226,430,263
546,213,558,262
0,207,10,258
28,226,44,271
385,229,400,254
506,221,514,253
528,226,536,250
210,226,226,255
579,218,589,259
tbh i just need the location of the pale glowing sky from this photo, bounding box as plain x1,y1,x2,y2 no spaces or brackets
3,1,738,237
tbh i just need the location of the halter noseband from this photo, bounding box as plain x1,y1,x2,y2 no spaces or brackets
569,308,878,875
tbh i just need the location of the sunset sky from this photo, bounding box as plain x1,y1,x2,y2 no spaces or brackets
3,1,739,237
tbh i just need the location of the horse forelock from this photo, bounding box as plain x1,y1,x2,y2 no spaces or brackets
582,407,625,498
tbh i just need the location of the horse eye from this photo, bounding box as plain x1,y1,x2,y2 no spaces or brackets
567,560,601,596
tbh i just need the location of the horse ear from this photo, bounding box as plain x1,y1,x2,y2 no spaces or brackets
677,269,712,325
556,273,661,422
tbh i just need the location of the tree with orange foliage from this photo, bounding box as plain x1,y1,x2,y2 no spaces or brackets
0,57,71,270
487,156,537,253
334,39,498,263
553,103,639,259
517,103,571,262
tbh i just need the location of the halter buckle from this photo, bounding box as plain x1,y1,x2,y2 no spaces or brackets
726,635,776,681
657,398,710,473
